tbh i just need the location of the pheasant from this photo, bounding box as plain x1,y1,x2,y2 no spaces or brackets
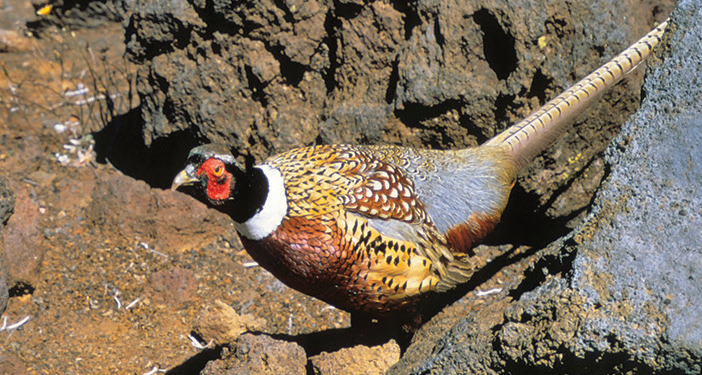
172,20,668,316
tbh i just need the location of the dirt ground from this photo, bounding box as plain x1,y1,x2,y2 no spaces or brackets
0,4,345,374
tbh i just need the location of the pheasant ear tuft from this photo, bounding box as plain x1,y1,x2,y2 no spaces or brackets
187,144,242,170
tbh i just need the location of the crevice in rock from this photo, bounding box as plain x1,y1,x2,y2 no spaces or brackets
592,44,606,59
508,237,578,301
273,0,296,24
92,108,202,189
545,15,569,38
494,93,516,131
244,65,269,107
323,9,341,94
8,281,34,297
460,116,491,145
502,345,659,375
394,100,464,148
270,325,399,357
209,39,223,57
473,8,517,80
190,1,244,39
267,45,307,86
246,133,272,158
172,24,193,52
535,151,601,224
384,58,400,104
125,15,196,63
152,70,171,97
390,0,421,40
314,134,325,145
527,69,551,104
433,18,445,47
334,0,364,19
123,17,174,62
396,100,453,122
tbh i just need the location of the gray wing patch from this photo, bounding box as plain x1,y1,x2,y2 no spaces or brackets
359,145,512,236
401,150,510,234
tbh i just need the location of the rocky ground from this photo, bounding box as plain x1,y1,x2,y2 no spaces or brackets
2,0,698,374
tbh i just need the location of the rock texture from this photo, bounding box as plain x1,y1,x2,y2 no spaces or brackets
118,0,688,373
84,171,234,252
0,29,39,53
31,0,133,28
389,2,702,373
201,333,307,375
0,177,14,315
2,184,43,290
0,177,14,226
195,299,267,345
310,340,401,375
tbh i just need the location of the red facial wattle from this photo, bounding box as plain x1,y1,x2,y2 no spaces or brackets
197,158,232,202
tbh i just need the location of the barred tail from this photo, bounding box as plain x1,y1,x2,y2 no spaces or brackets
485,19,668,169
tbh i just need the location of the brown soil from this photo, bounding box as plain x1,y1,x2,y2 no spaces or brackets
0,5,350,374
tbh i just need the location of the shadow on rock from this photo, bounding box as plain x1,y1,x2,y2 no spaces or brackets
92,108,202,189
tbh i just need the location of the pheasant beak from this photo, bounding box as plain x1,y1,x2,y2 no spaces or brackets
171,166,199,191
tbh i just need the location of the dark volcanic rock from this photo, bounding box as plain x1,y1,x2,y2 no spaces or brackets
390,2,702,373
0,242,6,316
31,0,133,28
558,1,702,370
0,176,13,227
0,176,14,315
125,0,672,235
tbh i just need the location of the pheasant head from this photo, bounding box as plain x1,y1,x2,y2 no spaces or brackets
171,144,244,205
171,144,288,240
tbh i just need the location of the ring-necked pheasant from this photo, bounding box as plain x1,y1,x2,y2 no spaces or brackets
172,20,668,316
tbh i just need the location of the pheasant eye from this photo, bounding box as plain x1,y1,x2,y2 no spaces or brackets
213,164,224,177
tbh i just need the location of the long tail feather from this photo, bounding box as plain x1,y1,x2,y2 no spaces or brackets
485,19,669,170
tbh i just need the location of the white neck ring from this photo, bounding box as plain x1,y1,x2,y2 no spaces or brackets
234,165,288,240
